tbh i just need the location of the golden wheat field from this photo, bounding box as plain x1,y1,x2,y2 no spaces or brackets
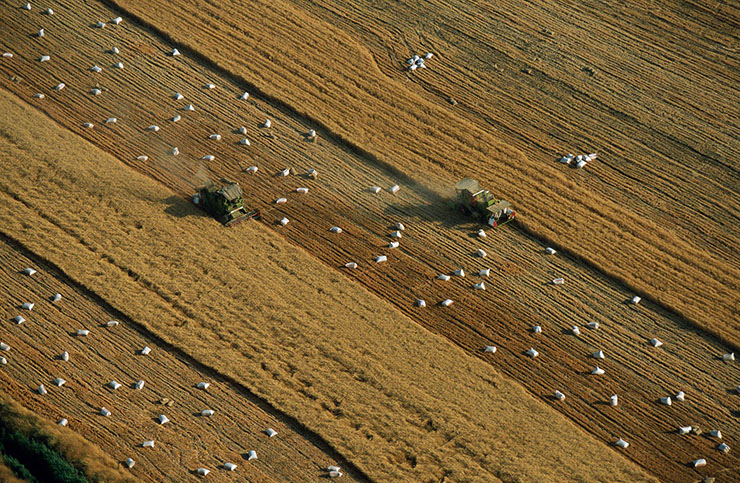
0,0,738,481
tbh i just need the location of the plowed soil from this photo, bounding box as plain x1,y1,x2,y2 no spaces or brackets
0,0,738,481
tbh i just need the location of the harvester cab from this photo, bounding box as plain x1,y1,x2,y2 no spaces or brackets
455,178,515,227
193,179,260,226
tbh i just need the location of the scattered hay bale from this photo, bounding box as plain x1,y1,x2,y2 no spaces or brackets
473,282,485,290
552,278,564,285
483,346,496,353
142,440,155,448
554,390,566,401
453,269,465,277
196,382,210,390
53,378,65,387
614,438,629,449
22,268,36,276
675,391,685,402
172,115,181,122
61,351,69,361
14,316,25,325
593,350,605,360
545,247,556,255
247,450,257,461
631,296,641,304
296,187,309,194
344,262,357,269
477,248,487,258
240,92,249,100
263,119,272,128
108,381,121,390
38,385,47,395
275,198,287,204
76,329,89,336
140,346,151,355
709,430,722,439
184,104,195,111
1,343,10,352
124,458,135,469
113,62,124,69
96,21,106,29
223,462,237,471
201,409,214,417
375,255,387,263
591,367,605,375
135,380,145,390
58,418,68,427
722,352,735,362
692,459,706,468
329,227,342,234
526,348,538,358
416,299,426,307
100,407,111,417
479,268,490,277
610,395,618,407
157,414,169,425
650,338,663,347
279,217,289,226
659,396,672,406
112,16,123,25
571,326,580,336
532,325,542,334
587,322,599,330
205,83,216,90
171,48,181,56
265,428,277,437
388,241,399,249
51,294,61,302
437,274,450,281
718,443,730,453
21,303,34,310
440,299,453,307
39,55,50,62
106,320,119,327
678,426,692,435
389,185,400,194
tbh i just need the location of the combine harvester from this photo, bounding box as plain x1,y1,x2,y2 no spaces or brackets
193,180,260,226
455,178,516,227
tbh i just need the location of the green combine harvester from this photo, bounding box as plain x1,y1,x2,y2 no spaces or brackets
193,180,260,226
454,178,516,227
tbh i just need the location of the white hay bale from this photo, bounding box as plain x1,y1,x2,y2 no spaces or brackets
61,351,69,361
692,459,706,468
307,168,318,179
174,92,184,100
587,322,599,330
142,440,155,448
237,126,247,135
205,83,216,89
54,378,66,387
296,187,309,194
135,380,145,390
675,391,685,402
105,118,117,124
483,345,496,353
247,450,258,460
571,326,580,336
388,241,399,249
45,8,54,15
344,262,357,269
171,147,179,155
532,325,542,334
96,21,106,28
330,226,342,233
23,2,31,10
425,52,434,59
240,92,249,100
326,465,341,472
389,185,400,194
709,429,722,439
678,426,692,435
473,282,486,290
722,352,735,361
208,134,221,141
172,115,182,122
240,138,251,145
437,274,450,281
111,47,119,54
91,88,102,96
375,255,387,263
34,93,45,99
264,119,272,128
114,62,124,69
477,248,487,258
40,55,51,62
112,16,123,25
55,83,65,91
554,390,566,401
593,350,605,359
0,343,10,352
100,407,111,417
0,357,6,365
37,29,45,37
417,299,426,307
440,299,453,307
76,329,89,336
58,418,68,426
390,231,402,239
197,382,210,390
125,458,135,468
223,462,237,471
718,443,730,453
279,217,289,226
409,64,417,72
453,269,465,277
3,53,13,58
147,125,160,132
265,428,277,437
615,438,629,449
83,122,94,129
479,268,490,277
370,186,382,194
591,366,605,375
140,346,151,355
586,153,598,161
202,155,215,162
109,381,122,390
106,320,119,327
545,247,557,255
396,222,405,231
575,160,587,169
14,316,25,324
477,229,486,238
158,414,169,424
610,395,618,407
38,384,47,395
650,338,663,347
201,409,214,417
328,471,343,478
526,348,539,358
660,396,672,406
52,293,62,302
552,278,564,285
280,168,290,177
184,104,195,111
246,166,258,174
21,302,34,310
631,296,641,304
23,267,36,276
90,65,102,73
171,48,181,56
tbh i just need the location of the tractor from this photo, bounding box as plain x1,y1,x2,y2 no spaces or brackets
193,180,260,226
454,178,516,227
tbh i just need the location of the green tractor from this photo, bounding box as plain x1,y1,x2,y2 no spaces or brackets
193,180,260,226
455,178,516,227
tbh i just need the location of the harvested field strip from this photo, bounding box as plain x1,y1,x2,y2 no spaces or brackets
0,88,653,482
0,234,364,482
102,0,740,347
